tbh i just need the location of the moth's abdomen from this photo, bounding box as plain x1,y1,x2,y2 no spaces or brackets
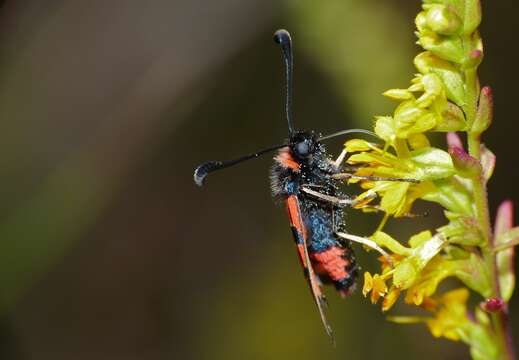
305,208,358,297
311,246,357,297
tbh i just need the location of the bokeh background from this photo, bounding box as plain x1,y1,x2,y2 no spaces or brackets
0,0,517,359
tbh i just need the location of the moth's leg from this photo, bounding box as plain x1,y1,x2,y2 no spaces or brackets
303,183,326,189
301,187,353,206
331,173,420,183
358,203,428,218
336,232,393,267
301,186,377,207
332,149,348,169
326,150,366,172
330,205,337,232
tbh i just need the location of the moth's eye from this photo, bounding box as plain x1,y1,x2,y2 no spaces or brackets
296,141,311,157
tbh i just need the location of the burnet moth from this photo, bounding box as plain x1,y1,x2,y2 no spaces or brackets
194,29,416,342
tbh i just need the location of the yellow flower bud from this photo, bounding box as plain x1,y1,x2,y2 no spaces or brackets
425,5,462,35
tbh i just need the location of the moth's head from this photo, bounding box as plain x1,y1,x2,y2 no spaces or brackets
289,131,318,160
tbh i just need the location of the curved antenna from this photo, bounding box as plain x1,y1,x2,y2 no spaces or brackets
194,143,287,186
273,29,295,135
318,128,378,142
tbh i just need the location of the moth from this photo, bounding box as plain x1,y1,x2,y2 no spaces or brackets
194,29,412,341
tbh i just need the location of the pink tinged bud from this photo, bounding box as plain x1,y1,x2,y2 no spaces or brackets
449,146,481,177
495,200,516,302
480,144,496,182
495,200,514,236
447,132,463,150
463,48,484,69
470,49,483,59
481,298,505,313
472,86,493,135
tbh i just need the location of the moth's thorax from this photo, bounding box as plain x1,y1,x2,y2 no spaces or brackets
273,147,301,172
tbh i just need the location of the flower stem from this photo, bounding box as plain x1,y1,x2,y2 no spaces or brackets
466,67,516,359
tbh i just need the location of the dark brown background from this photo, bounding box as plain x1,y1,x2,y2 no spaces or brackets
0,1,517,359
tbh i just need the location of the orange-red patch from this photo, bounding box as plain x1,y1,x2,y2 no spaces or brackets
311,247,349,281
297,244,308,267
274,148,300,171
286,195,307,238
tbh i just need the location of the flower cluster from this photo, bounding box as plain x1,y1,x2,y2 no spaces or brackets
344,1,517,358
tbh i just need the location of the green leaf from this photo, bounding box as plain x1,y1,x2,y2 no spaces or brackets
394,234,446,289
480,144,496,182
371,231,412,256
495,228,519,248
435,102,466,131
409,230,433,248
422,178,473,215
455,254,492,297
380,182,410,214
438,217,483,246
472,87,493,135
411,147,455,180
374,116,396,143
418,32,465,64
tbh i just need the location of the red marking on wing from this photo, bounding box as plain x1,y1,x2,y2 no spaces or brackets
286,196,307,239
311,246,349,281
285,195,330,339
297,244,307,267
274,148,300,171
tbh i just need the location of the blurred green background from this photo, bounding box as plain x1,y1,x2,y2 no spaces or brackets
0,0,517,359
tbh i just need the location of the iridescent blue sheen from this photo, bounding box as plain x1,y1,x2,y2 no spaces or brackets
305,208,337,253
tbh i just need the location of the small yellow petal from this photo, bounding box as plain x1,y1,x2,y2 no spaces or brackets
408,133,430,150
370,274,388,304
363,272,373,297
383,88,414,101
382,288,401,311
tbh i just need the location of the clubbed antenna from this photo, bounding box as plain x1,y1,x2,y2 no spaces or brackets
273,29,295,135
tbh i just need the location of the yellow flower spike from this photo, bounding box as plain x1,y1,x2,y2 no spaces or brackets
378,253,404,273
344,139,382,153
394,100,426,127
408,133,430,150
351,189,377,209
383,89,414,101
421,296,439,312
374,116,396,144
363,272,374,297
426,288,470,341
382,287,401,312
439,287,470,306
337,0,516,355
344,141,454,217
380,182,411,215
409,230,433,248
393,234,446,290
371,231,412,256
370,274,388,304
424,4,462,35
404,256,461,306
347,150,401,168
415,73,445,108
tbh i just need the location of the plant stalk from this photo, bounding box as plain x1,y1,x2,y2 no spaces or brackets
466,67,516,359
